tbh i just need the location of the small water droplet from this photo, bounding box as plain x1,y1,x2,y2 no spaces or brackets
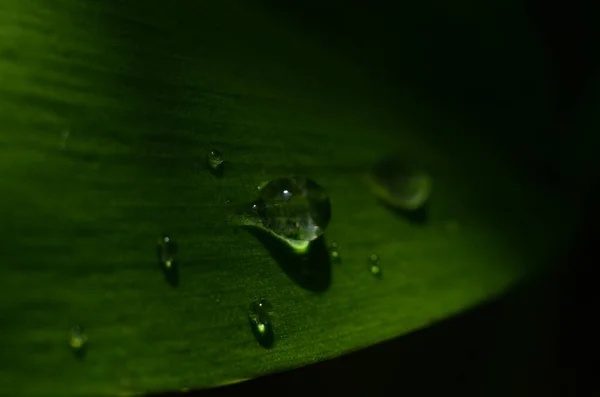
242,177,331,253
157,236,176,269
69,326,87,356
248,298,274,347
369,254,381,277
330,240,341,262
157,235,179,286
207,149,224,176
365,155,432,211
257,181,268,191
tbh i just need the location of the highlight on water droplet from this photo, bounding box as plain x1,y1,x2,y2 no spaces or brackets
157,235,179,286
207,149,224,177
231,176,331,253
248,298,274,348
369,254,381,277
69,326,88,357
364,154,432,211
330,240,341,262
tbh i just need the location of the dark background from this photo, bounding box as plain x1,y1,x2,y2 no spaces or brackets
148,0,599,395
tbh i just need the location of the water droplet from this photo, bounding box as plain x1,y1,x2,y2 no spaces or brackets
248,299,274,348
369,254,381,277
207,149,224,176
69,326,87,356
246,177,331,252
330,240,341,262
365,155,432,210
157,235,176,269
257,181,268,191
157,235,179,286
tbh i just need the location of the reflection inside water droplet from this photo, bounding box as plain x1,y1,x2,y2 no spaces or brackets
248,299,274,348
231,177,331,253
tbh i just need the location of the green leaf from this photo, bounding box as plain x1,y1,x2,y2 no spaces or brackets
0,1,584,396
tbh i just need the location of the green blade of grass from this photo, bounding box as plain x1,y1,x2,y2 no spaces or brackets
0,1,585,396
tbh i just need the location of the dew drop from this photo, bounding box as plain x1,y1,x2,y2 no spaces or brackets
330,240,341,262
365,155,432,211
157,235,179,286
207,149,224,176
157,235,176,269
247,177,331,252
69,326,87,356
248,298,274,347
369,254,381,277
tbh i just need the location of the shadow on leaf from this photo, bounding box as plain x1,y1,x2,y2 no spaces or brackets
244,227,331,293
377,199,429,226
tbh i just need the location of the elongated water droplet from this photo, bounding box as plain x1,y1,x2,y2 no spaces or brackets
369,254,381,277
257,181,268,191
330,240,341,262
248,298,274,347
207,149,224,176
365,155,432,211
243,177,331,252
69,326,87,356
157,235,179,286
157,236,176,269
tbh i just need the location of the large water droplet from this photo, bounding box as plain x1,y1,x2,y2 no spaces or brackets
207,149,224,177
248,298,274,348
242,177,331,252
69,326,87,357
369,254,382,278
365,155,432,211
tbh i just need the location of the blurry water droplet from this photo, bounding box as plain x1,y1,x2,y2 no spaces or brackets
69,326,87,356
242,177,331,252
369,254,381,277
257,181,268,191
330,240,341,262
248,298,274,347
365,155,432,211
207,149,224,176
59,129,70,149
